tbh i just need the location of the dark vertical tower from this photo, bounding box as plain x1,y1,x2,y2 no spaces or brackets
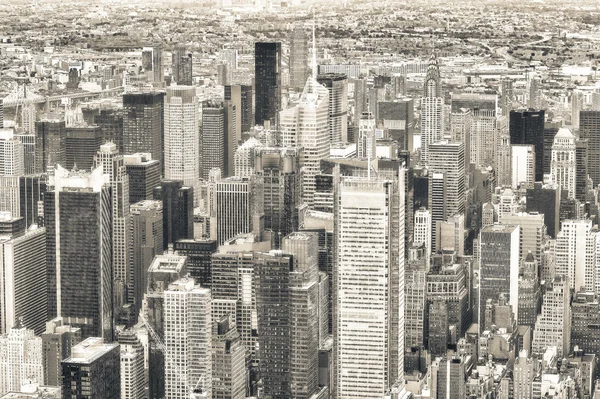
509,109,545,181
35,119,66,173
65,126,103,171
94,108,124,153
153,180,193,250
526,182,560,238
122,92,165,167
254,42,281,126
124,153,161,204
172,47,193,86
173,239,217,287
201,103,226,179
580,110,600,187
575,138,588,201
19,174,46,227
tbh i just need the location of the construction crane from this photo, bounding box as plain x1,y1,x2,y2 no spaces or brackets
139,312,207,399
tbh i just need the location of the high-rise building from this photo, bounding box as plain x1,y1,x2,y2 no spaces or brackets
94,108,124,153
172,47,193,86
64,126,103,171
123,92,165,166
404,246,428,352
18,174,46,228
35,121,65,171
201,103,225,179
436,356,467,399
420,54,444,165
357,112,376,160
479,224,520,328
255,42,281,126
317,73,348,144
153,180,193,250
280,74,329,207
509,109,545,181
41,318,81,387
532,276,571,357
211,316,246,399
413,208,431,264
15,132,35,175
225,85,253,135
234,137,263,177
526,182,560,239
378,99,414,152
333,168,405,398
164,278,212,399
45,165,113,339
580,110,600,187
0,213,25,238
428,172,445,251
61,337,120,399
555,219,596,293
289,28,309,90
499,212,545,262
0,326,43,396
517,253,541,328
118,330,145,399
0,176,19,220
450,108,472,168
571,292,600,356
543,121,560,175
496,133,512,187
124,153,161,204
0,226,46,335
164,86,199,196
255,147,301,248
173,239,217,287
0,129,24,177
130,200,163,314
550,127,576,199
94,143,131,305
575,138,588,201
224,86,242,144
511,144,535,189
513,350,535,399
142,45,163,83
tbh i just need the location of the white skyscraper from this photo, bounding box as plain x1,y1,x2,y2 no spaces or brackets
94,143,131,305
420,54,444,166
0,325,43,396
511,144,535,189
532,276,570,357
555,219,596,293
333,165,405,398
164,86,200,201
164,278,212,399
550,127,576,199
357,112,376,160
0,129,24,177
413,208,431,265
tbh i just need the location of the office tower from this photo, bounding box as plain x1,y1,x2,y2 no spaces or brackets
575,138,588,201
526,182,560,238
201,103,226,179
500,212,545,262
357,112,376,159
550,127,576,199
555,219,596,293
124,153,161,204
15,132,35,175
511,144,535,189
528,76,541,109
118,330,145,399
35,119,65,173
0,99,3,128
289,28,309,90
255,147,301,248
234,137,263,177
224,86,242,144
517,253,541,328
532,276,571,357
0,326,43,396
333,168,405,398
0,176,19,219
64,126,103,171
420,54,444,165
0,213,25,237
572,89,583,128
130,200,163,314
173,239,217,287
543,121,560,175
451,108,472,168
255,42,282,126
212,317,246,399
404,246,428,352
513,350,534,399
479,224,520,328
164,86,199,195
0,226,46,335
426,262,470,355
61,337,120,399
437,214,465,255
378,99,414,152
428,172,445,251
413,208,432,263
94,143,131,305
154,180,193,250
255,250,292,399
123,92,165,166
581,110,600,186
0,129,24,177
172,47,193,86
280,71,329,208
225,85,253,134
144,253,187,399
45,165,113,339
18,174,45,228
317,73,349,144
282,232,320,399
509,109,545,181
142,45,163,83
436,356,466,399
217,63,229,86
571,293,600,356
42,318,81,387
164,278,212,399
94,108,124,153
497,133,512,187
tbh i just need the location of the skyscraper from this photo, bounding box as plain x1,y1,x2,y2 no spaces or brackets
255,42,281,126
0,326,43,396
225,85,253,135
41,318,81,387
531,276,571,357
317,73,349,144
142,45,163,83
509,109,545,181
45,165,113,339
224,86,242,144
61,337,120,399
550,127,576,199
378,99,414,153
124,153,161,204
517,253,541,328
0,129,24,177
420,54,444,165
429,140,465,218
555,219,596,293
172,47,193,86
18,174,46,228
64,125,103,171
511,144,535,189
333,167,405,398
413,208,432,264
289,28,309,90
123,92,165,166
164,278,212,399
94,108,124,153
580,110,600,187
404,246,428,352
201,103,226,179
118,330,145,399
211,316,246,399
164,86,199,197
526,182,560,239
153,180,193,250
174,239,217,287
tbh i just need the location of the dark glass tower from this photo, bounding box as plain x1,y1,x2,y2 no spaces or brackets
153,180,193,250
65,126,103,171
254,42,281,126
19,174,47,227
509,109,545,181
35,119,65,173
123,92,165,167
201,103,226,179
94,108,124,153
580,110,600,187
172,47,193,86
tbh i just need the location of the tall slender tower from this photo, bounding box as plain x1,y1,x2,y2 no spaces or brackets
420,54,444,165
550,127,576,199
333,165,405,398
254,42,281,126
172,47,193,86
289,28,310,90
123,92,165,167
